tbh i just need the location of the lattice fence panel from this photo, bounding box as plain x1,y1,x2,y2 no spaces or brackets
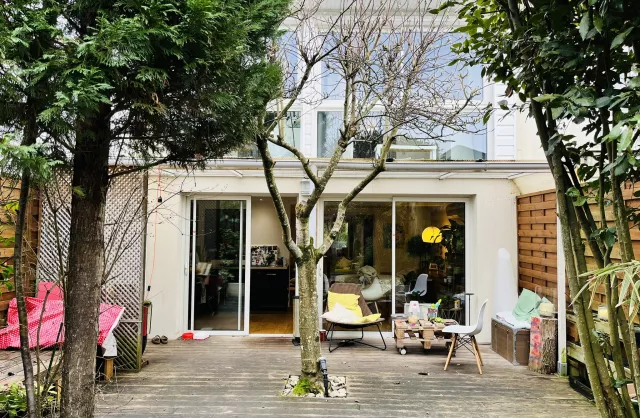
37,170,147,371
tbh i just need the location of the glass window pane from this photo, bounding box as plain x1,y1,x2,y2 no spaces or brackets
428,34,483,100
279,31,298,96
436,119,486,161
353,114,385,159
191,200,246,331
228,111,300,159
321,60,345,100
317,111,343,158
390,117,486,161
323,201,393,331
394,202,466,324
268,111,301,158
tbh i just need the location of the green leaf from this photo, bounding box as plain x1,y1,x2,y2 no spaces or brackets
614,158,630,176
72,186,86,197
595,96,611,108
551,107,564,120
630,77,640,88
611,27,633,49
575,97,595,107
566,187,580,198
593,14,603,33
579,13,591,40
603,229,616,248
574,195,587,206
533,94,561,103
619,127,634,150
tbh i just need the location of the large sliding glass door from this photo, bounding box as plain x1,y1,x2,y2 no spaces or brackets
188,198,250,334
321,198,468,332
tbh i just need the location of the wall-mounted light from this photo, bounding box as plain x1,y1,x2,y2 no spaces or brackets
422,226,442,244
300,179,313,196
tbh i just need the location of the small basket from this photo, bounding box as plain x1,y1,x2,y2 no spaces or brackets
182,332,194,340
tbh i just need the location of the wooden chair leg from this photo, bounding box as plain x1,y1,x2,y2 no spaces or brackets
444,334,456,371
473,337,484,366
104,358,114,382
470,336,483,375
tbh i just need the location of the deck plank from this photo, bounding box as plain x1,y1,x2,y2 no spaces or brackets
96,337,595,417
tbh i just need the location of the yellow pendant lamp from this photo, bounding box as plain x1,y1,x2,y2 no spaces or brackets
422,226,442,244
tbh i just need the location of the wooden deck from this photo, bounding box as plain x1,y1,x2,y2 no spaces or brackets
0,350,55,387
96,337,595,417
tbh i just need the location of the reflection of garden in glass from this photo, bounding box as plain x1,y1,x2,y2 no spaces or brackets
323,201,393,331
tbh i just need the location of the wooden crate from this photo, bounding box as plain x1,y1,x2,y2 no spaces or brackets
491,318,530,366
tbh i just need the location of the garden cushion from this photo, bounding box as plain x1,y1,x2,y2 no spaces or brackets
512,289,541,322
328,291,363,317
322,303,361,323
357,313,381,323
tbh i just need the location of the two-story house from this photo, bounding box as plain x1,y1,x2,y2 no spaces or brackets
143,6,554,344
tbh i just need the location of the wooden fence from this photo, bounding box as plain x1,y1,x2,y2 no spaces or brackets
517,184,640,375
0,181,40,325
516,190,562,306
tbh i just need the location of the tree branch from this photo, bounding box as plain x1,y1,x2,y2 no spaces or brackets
266,135,320,186
256,134,303,259
316,134,394,259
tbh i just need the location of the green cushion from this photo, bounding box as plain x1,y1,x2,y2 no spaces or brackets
512,289,542,322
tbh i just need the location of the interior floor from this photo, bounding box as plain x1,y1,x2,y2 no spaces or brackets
249,309,293,334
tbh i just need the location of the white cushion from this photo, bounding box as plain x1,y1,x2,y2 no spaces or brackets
322,302,361,324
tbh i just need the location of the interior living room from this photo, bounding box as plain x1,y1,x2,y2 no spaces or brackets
322,200,466,332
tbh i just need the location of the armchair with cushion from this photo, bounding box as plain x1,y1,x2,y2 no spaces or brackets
323,283,386,352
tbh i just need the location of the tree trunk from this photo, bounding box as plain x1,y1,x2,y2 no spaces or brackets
13,123,38,418
296,222,321,382
60,105,111,418
534,108,622,416
13,109,38,418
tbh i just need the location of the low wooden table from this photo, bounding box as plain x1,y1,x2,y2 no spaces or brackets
394,318,457,355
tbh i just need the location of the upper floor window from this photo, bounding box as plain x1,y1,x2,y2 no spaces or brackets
317,111,486,161
393,118,486,161
320,33,483,102
278,31,299,97
268,111,301,158
230,111,301,159
317,111,343,157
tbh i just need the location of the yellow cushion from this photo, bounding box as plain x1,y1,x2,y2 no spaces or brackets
357,313,381,324
336,257,352,270
327,292,362,317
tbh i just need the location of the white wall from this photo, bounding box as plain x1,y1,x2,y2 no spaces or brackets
251,197,295,262
146,169,519,343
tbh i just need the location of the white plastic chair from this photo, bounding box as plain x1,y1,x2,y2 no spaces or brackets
405,274,428,299
443,299,488,375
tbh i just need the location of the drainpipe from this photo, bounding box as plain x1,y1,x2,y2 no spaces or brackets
556,221,568,376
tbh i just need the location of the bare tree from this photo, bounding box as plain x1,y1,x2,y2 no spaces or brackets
255,0,480,387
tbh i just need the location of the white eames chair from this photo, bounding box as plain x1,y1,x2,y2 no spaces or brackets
443,299,488,375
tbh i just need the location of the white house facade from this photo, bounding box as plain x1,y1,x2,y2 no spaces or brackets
143,7,554,344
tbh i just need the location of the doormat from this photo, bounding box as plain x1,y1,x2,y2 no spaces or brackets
281,375,347,398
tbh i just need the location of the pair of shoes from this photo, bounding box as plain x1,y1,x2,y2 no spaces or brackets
151,335,168,344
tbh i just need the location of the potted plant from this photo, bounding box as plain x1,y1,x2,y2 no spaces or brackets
440,295,454,310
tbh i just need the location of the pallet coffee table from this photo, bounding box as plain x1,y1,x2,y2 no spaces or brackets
394,318,457,355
